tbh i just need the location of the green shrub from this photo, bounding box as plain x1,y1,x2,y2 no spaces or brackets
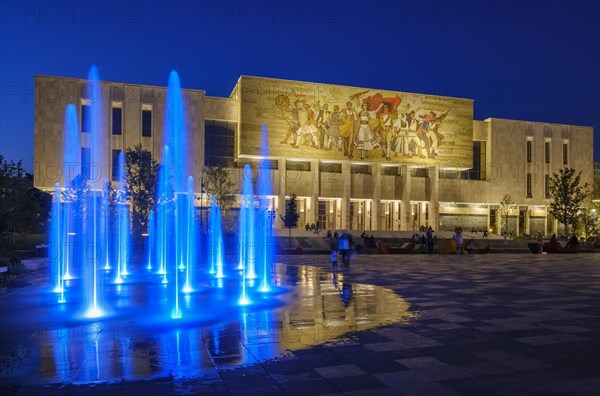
7,257,28,275
0,273,16,288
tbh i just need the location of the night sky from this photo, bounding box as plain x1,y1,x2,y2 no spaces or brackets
1,0,598,168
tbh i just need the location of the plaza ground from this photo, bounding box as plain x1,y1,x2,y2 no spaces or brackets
1,253,599,395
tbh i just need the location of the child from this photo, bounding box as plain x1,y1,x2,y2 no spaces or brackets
329,236,339,270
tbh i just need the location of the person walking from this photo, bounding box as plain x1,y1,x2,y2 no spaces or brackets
338,230,354,269
426,226,434,254
455,227,464,254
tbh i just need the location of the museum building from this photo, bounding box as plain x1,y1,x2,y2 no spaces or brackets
33,75,594,235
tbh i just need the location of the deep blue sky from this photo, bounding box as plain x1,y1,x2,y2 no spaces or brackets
1,0,599,168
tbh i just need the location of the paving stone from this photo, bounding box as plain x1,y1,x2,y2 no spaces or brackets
2,253,599,395
314,364,367,379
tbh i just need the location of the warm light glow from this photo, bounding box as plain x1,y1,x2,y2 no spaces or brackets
85,307,103,318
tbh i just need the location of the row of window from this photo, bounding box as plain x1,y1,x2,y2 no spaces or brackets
78,148,553,200
525,173,551,199
526,139,569,165
80,103,152,137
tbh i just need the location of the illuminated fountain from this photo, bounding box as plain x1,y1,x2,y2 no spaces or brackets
48,66,279,322
113,152,129,283
208,196,225,279
257,122,274,292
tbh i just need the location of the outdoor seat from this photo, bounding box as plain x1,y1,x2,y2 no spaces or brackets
377,242,414,254
543,241,580,254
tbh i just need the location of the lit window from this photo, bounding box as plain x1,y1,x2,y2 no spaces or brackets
142,106,152,137
81,104,91,133
112,104,122,135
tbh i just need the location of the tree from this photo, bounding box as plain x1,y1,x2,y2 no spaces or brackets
548,167,589,237
574,177,600,243
281,193,300,249
125,144,159,235
202,163,236,212
498,194,516,235
0,155,51,234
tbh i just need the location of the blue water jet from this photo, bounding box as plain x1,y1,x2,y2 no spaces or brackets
156,145,172,283
82,64,105,318
257,123,274,293
209,196,225,279
50,183,64,296
238,164,255,305
146,210,155,270
182,176,196,294
62,104,79,279
115,152,129,283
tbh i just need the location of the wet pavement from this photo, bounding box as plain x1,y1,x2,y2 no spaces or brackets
1,253,599,395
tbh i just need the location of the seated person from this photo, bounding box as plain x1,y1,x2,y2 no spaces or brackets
464,239,475,254
550,233,558,243
566,235,579,248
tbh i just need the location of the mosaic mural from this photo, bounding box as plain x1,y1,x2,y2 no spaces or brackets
237,76,474,167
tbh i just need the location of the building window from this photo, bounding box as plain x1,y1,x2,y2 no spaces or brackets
81,147,91,179
81,104,91,133
112,106,122,135
112,149,122,181
142,108,152,137
410,167,428,177
545,174,550,198
205,120,236,166
351,164,372,175
461,141,486,180
526,173,532,198
319,162,342,173
545,141,550,164
381,166,399,176
563,142,568,165
237,159,278,170
526,140,532,163
287,161,311,172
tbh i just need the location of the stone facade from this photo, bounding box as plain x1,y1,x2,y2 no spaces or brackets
34,75,594,235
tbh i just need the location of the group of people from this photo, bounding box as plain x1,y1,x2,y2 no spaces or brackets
278,93,448,161
411,226,437,253
304,222,321,234
328,230,355,270
360,231,376,248
452,226,477,254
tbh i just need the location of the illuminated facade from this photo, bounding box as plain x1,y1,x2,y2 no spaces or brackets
34,75,594,235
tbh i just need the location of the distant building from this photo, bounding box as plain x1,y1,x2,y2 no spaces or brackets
33,75,595,235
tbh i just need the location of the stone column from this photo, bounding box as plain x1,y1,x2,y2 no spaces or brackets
400,165,411,231
525,207,531,235
393,201,400,230
341,162,351,229
428,165,439,230
486,205,491,231
311,160,320,227
277,158,286,229
372,163,381,230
